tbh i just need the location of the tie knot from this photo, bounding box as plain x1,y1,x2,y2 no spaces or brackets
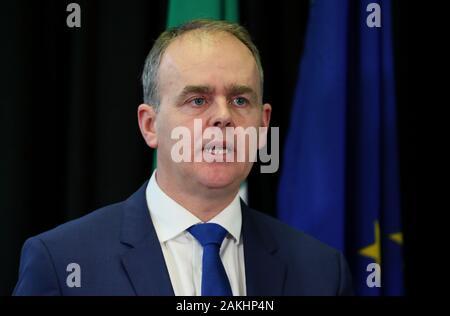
188,223,228,247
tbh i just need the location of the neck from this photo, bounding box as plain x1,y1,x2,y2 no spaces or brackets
155,171,239,222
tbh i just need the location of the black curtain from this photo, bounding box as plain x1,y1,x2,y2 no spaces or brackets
0,0,168,295
1,0,415,296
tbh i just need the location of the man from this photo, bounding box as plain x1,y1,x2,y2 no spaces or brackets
13,19,353,296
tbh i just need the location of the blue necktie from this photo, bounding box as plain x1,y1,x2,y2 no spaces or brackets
187,223,233,296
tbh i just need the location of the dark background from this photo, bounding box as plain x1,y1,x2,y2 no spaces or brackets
0,0,416,296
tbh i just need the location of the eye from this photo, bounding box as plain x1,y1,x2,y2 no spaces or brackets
191,97,207,107
232,97,248,107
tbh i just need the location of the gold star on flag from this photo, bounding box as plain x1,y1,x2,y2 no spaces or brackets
359,221,381,264
389,232,403,245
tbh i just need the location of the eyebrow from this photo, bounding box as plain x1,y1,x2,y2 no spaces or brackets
225,84,257,101
176,84,257,103
177,85,214,102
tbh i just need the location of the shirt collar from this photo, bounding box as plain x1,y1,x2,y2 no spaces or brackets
208,193,242,243
146,170,242,243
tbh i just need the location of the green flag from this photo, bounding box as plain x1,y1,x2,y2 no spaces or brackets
167,0,238,27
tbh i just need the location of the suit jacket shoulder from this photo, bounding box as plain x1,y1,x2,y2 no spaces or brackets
242,204,354,295
13,201,136,295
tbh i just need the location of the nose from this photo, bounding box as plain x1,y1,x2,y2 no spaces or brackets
210,98,233,128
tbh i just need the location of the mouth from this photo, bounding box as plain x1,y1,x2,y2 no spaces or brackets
202,141,234,156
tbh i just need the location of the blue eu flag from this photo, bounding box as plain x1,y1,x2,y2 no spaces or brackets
277,0,404,295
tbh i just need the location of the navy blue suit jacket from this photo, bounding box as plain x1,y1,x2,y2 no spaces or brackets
13,182,353,296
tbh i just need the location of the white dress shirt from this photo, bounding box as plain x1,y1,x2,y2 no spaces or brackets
146,171,247,296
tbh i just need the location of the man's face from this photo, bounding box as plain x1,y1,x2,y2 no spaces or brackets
153,31,271,195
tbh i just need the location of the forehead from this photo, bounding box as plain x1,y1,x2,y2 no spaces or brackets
158,31,260,96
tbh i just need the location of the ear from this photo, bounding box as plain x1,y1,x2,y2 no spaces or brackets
137,104,158,148
258,103,272,149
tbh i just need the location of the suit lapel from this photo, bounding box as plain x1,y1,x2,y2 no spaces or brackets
119,182,174,296
118,184,286,296
241,201,287,295
120,235,174,296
